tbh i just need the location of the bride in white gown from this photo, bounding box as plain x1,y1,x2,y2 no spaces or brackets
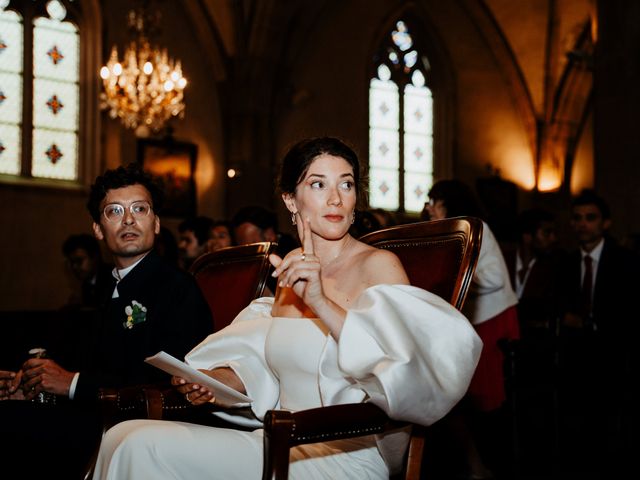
93,137,482,480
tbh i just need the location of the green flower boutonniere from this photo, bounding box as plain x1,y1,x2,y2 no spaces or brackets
123,300,147,329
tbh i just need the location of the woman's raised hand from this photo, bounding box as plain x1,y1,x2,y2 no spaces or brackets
269,215,325,311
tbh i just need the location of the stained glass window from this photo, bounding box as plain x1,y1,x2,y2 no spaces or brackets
368,20,433,214
0,0,80,182
0,8,23,175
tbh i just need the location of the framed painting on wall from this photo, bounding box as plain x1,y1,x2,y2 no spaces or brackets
137,137,198,218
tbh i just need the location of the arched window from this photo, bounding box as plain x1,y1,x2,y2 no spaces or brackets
369,20,432,214
0,0,81,181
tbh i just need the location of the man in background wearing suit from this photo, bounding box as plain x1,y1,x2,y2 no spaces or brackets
559,189,639,475
0,163,213,477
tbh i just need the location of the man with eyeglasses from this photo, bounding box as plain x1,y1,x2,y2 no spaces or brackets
0,163,213,477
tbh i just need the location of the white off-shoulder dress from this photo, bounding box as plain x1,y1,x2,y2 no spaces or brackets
93,285,482,480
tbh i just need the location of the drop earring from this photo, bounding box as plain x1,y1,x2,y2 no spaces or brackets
351,210,356,224
291,211,298,226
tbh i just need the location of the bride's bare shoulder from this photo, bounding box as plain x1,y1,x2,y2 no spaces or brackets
354,242,410,285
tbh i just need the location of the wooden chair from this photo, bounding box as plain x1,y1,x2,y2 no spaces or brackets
262,216,483,480
190,242,277,331
88,219,482,479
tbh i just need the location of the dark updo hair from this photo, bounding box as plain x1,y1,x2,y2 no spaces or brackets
87,163,164,223
277,137,364,204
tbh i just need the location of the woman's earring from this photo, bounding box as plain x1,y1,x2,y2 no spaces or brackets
291,211,297,226
351,210,356,224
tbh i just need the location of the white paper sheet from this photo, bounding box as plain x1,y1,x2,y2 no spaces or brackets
145,351,252,406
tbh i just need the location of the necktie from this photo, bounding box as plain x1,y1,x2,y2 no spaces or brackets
581,255,593,319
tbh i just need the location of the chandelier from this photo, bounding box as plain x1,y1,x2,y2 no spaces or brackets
99,5,187,134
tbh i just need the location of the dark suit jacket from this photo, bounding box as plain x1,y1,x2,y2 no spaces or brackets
0,250,214,477
560,237,639,340
74,250,213,401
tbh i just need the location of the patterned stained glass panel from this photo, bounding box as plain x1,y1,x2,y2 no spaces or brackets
404,132,432,174
0,123,21,175
33,78,78,130
404,84,432,135
0,72,23,123
369,78,399,130
369,127,399,169
369,19,435,213
404,171,431,213
0,9,23,176
33,16,78,81
32,14,79,181
0,9,24,74
31,128,77,180
369,167,399,210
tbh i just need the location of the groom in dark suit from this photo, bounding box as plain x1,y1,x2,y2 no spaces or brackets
0,163,213,477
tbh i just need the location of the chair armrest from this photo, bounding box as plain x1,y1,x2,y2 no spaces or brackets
86,386,165,480
262,403,404,480
266,403,399,445
97,385,153,431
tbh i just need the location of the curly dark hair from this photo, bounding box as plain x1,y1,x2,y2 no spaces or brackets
87,163,164,223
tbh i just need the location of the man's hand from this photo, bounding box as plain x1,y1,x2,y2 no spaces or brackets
21,359,75,400
0,370,22,400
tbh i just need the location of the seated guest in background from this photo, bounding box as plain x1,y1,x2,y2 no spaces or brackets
502,207,562,333
348,208,382,238
206,219,234,252
154,225,180,269
93,136,481,480
62,233,113,310
369,207,397,229
231,205,298,293
177,216,214,270
425,179,519,480
0,163,213,478
231,205,297,255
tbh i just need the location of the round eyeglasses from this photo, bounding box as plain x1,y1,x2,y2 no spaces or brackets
102,201,153,223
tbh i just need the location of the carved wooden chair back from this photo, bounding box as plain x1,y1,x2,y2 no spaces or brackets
189,242,277,332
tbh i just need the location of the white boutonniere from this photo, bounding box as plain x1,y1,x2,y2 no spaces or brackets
123,300,147,329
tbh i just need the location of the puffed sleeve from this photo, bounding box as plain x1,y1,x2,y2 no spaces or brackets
319,285,481,426
185,297,280,420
